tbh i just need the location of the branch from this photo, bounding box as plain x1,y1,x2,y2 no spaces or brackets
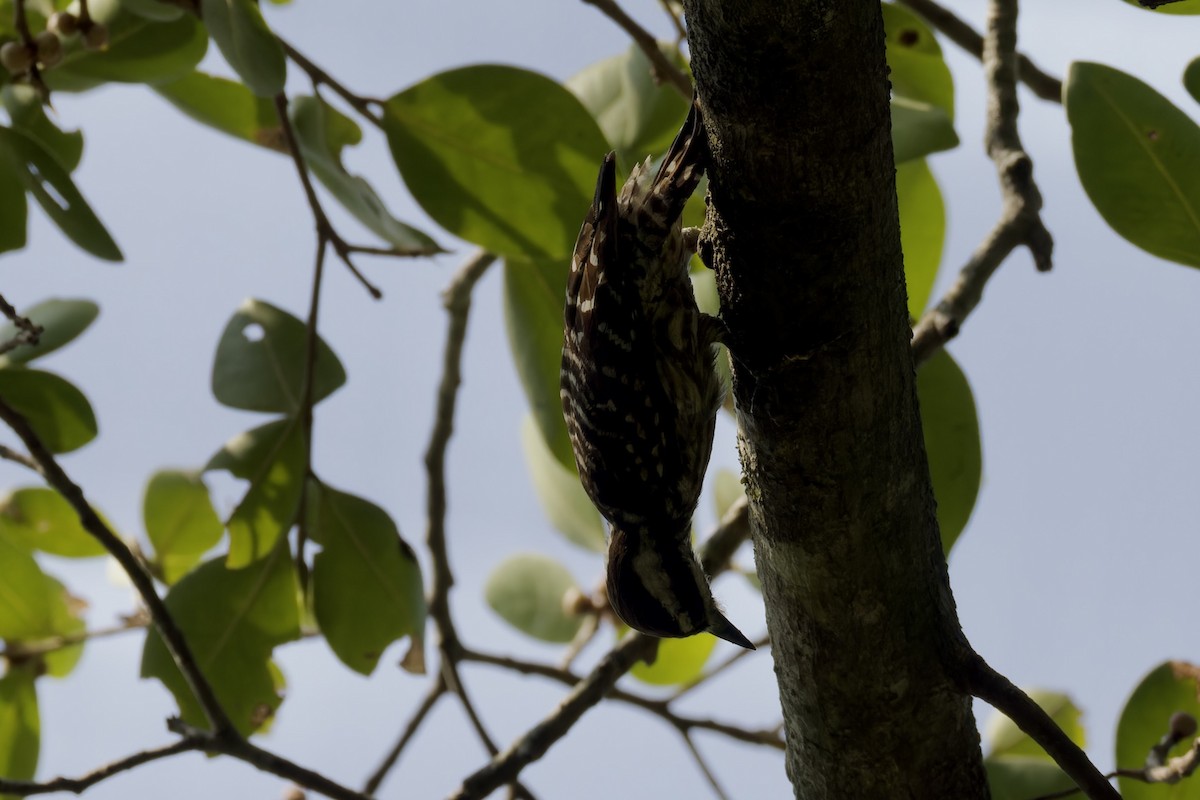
894,0,1062,102
279,39,386,126
0,738,205,796
0,293,42,357
910,0,1053,365
0,399,236,737
3,617,145,661
681,733,730,800
580,0,693,99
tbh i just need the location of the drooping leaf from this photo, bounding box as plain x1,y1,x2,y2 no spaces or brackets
0,157,27,255
46,0,207,90
891,97,959,164
0,369,97,454
916,350,981,557
2,85,83,172
1116,661,1200,800
566,42,691,165
485,553,583,643
154,71,283,150
140,547,300,736
630,633,716,686
1066,62,1200,268
143,470,224,584
211,298,346,414
882,2,955,119
0,126,121,261
0,487,106,558
984,757,1074,800
520,415,605,553
504,258,573,467
206,418,306,568
0,298,99,367
383,64,609,260
897,158,946,317
0,665,39,798
199,0,286,98
309,484,425,676
984,690,1086,760
289,96,442,254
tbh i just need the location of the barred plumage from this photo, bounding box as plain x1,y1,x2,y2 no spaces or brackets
560,104,753,650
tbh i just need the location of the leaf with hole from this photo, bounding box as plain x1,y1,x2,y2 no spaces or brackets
309,484,426,676
916,350,981,557
1067,62,1200,268
0,298,99,367
0,368,97,454
140,547,300,736
384,64,609,260
485,553,583,643
211,298,346,414
883,2,955,119
0,126,121,261
207,418,306,568
199,0,285,97
289,96,442,255
144,470,224,584
0,487,106,558
1116,661,1200,799
520,415,605,553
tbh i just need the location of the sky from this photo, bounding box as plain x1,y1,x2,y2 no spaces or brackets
1,1,1199,798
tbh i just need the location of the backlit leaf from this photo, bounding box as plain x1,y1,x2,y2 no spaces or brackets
0,487,106,557
631,633,715,686
144,470,224,584
897,158,945,317
0,666,39,798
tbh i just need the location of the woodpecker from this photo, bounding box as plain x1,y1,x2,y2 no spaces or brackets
560,104,753,650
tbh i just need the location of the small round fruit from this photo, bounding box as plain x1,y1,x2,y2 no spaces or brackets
82,21,108,51
34,31,63,68
48,11,79,36
0,41,33,74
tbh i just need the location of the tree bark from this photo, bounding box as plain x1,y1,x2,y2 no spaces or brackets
683,1,990,796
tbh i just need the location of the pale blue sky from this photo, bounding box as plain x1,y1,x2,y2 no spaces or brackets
2,1,1198,797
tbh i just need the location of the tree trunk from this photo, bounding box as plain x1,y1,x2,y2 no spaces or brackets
683,1,991,796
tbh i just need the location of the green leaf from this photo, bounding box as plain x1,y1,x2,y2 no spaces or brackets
309,484,425,676
897,158,945,317
916,350,981,557
206,418,306,568
119,0,186,21
984,690,1085,760
40,577,85,678
520,415,605,553
1116,661,1200,800
154,71,283,150
631,634,716,686
711,468,744,521
0,298,99,367
892,97,959,164
984,757,1074,800
0,487,106,557
46,0,207,90
289,96,442,255
200,0,286,98
0,156,27,255
2,85,83,172
485,553,583,643
383,64,609,260
1066,62,1200,268
211,298,346,413
1120,0,1200,13
883,2,955,119
1186,57,1200,108
140,547,300,736
566,42,691,165
0,666,39,798
504,258,573,467
0,126,121,261
144,470,224,584
0,369,98,454
0,536,55,640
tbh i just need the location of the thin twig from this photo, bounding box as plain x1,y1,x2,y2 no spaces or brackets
363,677,448,795
0,738,206,796
681,733,730,800
0,398,237,737
669,631,767,701
581,0,692,98
895,0,1062,102
272,94,383,299
0,293,42,357
0,443,38,471
3,618,146,661
10,0,48,102
279,39,385,126
910,0,1053,365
